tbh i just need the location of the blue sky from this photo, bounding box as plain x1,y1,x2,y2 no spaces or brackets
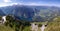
0,0,60,7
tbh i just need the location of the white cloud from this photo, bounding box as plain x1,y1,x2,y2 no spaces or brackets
24,3,39,6
23,2,46,6
28,3,39,5
4,0,12,3
0,3,9,7
0,2,24,7
0,2,60,7
10,2,24,5
24,2,60,7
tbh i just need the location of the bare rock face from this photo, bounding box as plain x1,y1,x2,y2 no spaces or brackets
0,16,6,24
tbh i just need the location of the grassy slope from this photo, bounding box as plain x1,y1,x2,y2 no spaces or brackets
0,22,60,31
23,26,31,31
30,16,60,31
0,16,60,31
0,25,15,31
45,16,60,31
45,22,60,31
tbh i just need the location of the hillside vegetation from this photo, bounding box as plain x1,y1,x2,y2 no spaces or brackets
0,16,60,31
0,25,15,31
0,15,31,31
45,16,60,31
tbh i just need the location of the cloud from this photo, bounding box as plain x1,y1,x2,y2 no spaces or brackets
27,3,39,5
0,3,9,7
24,2,60,7
0,2,60,7
24,3,45,6
10,2,24,5
0,2,24,7
3,0,12,3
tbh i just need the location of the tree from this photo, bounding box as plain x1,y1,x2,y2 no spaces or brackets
5,15,31,31
0,16,2,20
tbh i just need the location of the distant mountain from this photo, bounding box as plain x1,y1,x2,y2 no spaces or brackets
0,5,60,21
0,9,5,16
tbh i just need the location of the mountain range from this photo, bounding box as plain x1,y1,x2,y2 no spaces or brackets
0,5,60,21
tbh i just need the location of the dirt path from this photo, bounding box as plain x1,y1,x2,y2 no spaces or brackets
40,24,46,31
31,23,38,31
31,23,46,31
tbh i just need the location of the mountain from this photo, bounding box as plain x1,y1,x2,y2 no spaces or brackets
0,9,5,16
0,5,34,21
0,5,60,21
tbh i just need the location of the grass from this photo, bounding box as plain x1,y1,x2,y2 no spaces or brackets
0,24,31,31
0,16,60,31
45,16,60,31
23,26,31,31
0,25,15,31
45,22,60,31
0,21,60,31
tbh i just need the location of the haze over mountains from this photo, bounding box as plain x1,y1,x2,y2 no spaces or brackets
0,5,60,21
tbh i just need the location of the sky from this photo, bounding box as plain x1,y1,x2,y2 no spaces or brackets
0,0,60,7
